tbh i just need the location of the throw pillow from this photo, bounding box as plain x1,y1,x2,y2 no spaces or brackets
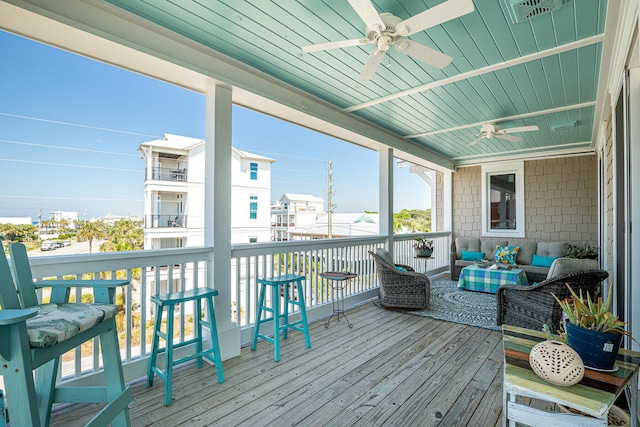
461,250,485,261
395,266,407,272
495,245,520,265
531,254,557,268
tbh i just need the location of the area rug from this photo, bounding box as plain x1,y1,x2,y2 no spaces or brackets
406,279,500,331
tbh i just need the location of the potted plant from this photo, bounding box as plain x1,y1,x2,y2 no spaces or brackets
413,238,434,258
552,284,632,371
564,243,599,259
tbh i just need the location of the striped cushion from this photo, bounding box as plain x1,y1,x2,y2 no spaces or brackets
26,303,118,348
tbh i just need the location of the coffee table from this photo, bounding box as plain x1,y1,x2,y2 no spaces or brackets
458,265,528,294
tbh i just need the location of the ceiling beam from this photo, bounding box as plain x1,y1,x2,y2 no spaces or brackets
345,35,606,113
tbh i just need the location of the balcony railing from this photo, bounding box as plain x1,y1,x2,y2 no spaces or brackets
146,166,188,182
145,214,187,228
12,232,450,388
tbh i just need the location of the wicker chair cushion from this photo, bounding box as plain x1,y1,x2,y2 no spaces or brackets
546,257,598,279
26,303,118,348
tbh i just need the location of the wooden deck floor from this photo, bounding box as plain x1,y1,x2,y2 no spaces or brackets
50,301,506,426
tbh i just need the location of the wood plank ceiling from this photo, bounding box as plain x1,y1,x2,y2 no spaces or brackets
104,0,608,166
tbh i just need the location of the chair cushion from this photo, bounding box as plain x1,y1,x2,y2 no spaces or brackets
495,245,520,264
26,303,118,348
461,250,484,261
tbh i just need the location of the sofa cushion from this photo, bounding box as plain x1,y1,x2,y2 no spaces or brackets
514,241,537,265
531,254,557,268
495,245,520,264
537,241,568,258
455,238,480,259
480,240,508,260
461,250,484,261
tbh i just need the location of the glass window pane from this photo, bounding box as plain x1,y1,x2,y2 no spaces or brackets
489,173,516,230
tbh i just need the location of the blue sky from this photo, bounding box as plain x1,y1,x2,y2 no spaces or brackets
0,30,430,220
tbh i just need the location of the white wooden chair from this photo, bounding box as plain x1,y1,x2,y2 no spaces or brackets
0,243,132,426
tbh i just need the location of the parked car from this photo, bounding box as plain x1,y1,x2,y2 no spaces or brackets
62,240,71,246
55,241,64,248
40,241,57,251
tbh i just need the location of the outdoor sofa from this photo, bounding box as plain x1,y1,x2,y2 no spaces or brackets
450,238,594,283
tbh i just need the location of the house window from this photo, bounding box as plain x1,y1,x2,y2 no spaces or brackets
249,195,258,219
481,161,525,238
250,162,258,180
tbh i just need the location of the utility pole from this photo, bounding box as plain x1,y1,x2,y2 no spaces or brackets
327,161,333,238
38,204,43,238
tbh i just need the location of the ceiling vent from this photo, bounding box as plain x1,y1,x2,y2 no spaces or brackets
506,0,568,24
550,121,577,131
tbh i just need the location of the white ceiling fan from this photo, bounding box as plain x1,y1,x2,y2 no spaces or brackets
469,124,539,146
301,0,475,81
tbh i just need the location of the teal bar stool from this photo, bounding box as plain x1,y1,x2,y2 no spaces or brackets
147,287,224,406
252,274,311,361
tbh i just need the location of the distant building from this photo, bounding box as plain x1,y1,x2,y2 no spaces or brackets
0,216,33,225
270,193,326,241
138,133,275,250
290,212,379,239
50,211,78,228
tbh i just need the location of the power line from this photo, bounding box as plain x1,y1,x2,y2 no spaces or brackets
0,194,143,202
0,139,139,157
0,112,162,138
0,158,140,172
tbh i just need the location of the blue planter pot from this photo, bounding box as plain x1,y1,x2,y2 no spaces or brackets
415,248,433,258
565,322,622,371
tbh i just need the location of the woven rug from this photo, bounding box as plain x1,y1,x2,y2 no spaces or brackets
406,279,500,331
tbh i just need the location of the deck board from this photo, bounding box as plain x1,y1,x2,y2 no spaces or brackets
50,301,508,426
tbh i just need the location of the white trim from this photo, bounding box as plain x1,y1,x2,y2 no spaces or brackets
481,161,525,238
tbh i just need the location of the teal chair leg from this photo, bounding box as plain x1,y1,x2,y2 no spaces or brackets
100,321,131,427
164,303,175,407
252,283,267,351
204,296,224,383
147,302,164,388
272,283,281,361
195,298,203,369
297,281,311,349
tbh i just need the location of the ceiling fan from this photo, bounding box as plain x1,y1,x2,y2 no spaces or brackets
469,124,540,146
301,0,475,81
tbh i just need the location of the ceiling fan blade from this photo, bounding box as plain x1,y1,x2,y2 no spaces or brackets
396,0,475,36
302,38,370,53
358,48,385,80
395,40,452,69
468,136,485,146
501,125,540,134
347,0,385,30
495,134,521,142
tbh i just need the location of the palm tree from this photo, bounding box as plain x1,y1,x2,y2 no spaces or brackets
76,220,105,253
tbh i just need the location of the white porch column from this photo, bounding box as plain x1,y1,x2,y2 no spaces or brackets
442,171,452,232
379,148,394,253
205,83,241,360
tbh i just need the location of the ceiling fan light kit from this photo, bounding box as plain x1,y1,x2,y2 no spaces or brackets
301,0,475,80
469,124,540,146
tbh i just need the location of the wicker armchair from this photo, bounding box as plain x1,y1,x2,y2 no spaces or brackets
496,270,608,332
369,249,430,310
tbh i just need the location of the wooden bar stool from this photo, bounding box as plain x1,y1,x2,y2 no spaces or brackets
147,287,224,406
252,274,311,361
